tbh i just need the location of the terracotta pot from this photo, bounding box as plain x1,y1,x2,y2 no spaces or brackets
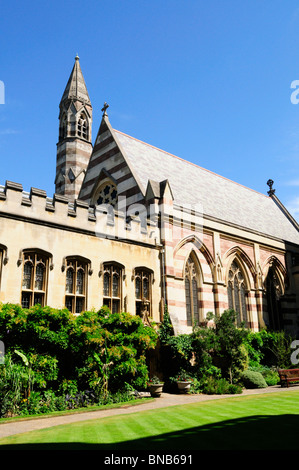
177,381,191,393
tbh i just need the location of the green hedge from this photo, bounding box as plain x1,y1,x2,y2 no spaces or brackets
0,303,158,417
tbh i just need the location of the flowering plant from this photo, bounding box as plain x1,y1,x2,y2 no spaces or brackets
147,375,163,385
174,371,193,382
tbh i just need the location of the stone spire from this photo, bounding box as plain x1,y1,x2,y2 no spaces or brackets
55,56,93,201
60,55,91,105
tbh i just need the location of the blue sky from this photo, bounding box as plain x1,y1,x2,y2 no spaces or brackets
1,0,299,218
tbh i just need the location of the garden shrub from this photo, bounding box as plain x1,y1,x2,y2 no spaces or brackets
71,307,158,394
244,329,294,369
248,365,279,386
241,370,267,389
202,377,242,395
0,303,158,417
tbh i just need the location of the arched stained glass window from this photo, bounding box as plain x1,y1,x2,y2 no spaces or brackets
185,255,200,327
227,260,247,326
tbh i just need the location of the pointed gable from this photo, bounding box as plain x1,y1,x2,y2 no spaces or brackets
79,115,144,207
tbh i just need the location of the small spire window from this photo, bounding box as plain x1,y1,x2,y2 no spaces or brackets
59,114,68,141
77,113,88,139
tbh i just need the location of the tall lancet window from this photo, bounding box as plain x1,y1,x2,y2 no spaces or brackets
185,254,200,327
77,113,88,139
227,260,247,326
59,114,68,140
265,266,283,331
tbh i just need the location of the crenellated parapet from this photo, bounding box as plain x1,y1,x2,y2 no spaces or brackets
0,181,160,246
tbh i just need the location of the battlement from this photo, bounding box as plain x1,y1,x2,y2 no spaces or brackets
0,181,160,246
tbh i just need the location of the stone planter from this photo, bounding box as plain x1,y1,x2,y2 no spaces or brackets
148,383,164,397
177,381,192,394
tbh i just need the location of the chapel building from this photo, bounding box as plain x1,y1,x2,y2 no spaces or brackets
1,56,299,337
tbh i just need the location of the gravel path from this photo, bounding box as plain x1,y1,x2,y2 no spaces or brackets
0,385,298,439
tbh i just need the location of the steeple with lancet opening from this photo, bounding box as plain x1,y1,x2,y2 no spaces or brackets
55,55,93,201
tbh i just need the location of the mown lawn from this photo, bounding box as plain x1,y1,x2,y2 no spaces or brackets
1,390,299,450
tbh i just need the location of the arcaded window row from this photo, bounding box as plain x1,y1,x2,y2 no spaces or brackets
17,249,153,319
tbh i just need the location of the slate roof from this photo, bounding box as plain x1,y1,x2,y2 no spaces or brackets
113,129,299,245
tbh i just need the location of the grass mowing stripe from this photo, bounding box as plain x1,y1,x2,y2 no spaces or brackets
2,391,299,450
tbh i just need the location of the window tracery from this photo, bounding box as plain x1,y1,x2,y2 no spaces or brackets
227,260,247,326
134,268,152,322
77,113,88,139
103,263,122,313
21,252,48,308
65,258,87,314
185,255,200,327
96,183,118,208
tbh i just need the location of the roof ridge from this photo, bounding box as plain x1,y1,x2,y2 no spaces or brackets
113,129,269,199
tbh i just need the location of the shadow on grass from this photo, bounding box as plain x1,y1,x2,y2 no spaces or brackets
1,414,299,451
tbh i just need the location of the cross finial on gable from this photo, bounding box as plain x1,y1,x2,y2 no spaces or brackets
101,102,109,116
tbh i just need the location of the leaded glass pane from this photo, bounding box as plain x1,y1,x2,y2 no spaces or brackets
240,283,246,324
34,293,44,305
143,277,149,300
192,278,199,325
66,268,74,293
21,292,31,309
76,269,84,295
65,296,73,312
76,297,84,314
227,281,233,310
23,262,32,289
35,263,44,291
227,259,248,326
135,277,141,299
234,276,240,316
103,272,110,297
112,299,119,314
112,274,119,297
185,278,192,326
